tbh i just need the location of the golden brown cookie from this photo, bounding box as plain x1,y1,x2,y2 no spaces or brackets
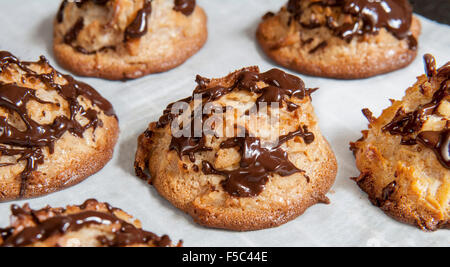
0,199,181,247
257,0,421,79
53,0,207,80
0,51,119,201
135,66,337,231
350,54,449,231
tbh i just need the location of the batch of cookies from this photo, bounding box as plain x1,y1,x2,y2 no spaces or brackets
0,0,448,247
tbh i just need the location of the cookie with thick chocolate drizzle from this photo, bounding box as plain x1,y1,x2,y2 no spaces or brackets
0,51,118,201
0,199,181,247
135,67,337,231
54,0,207,80
351,54,449,231
257,0,421,79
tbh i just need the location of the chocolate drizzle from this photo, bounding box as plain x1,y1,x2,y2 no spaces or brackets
64,17,84,45
173,0,196,16
75,0,110,8
124,0,153,41
417,130,450,169
57,0,196,54
279,125,315,145
154,68,316,197
57,0,110,23
424,54,437,80
309,41,328,54
0,200,173,247
158,68,313,130
56,0,68,23
381,181,397,202
0,51,116,197
382,54,449,169
202,127,313,197
287,0,417,50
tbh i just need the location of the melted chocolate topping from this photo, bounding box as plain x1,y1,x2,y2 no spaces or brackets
153,68,316,197
57,0,109,23
56,0,68,23
309,41,328,54
287,0,416,50
59,0,114,54
190,68,312,114
417,130,450,169
0,51,116,196
202,127,313,197
124,0,153,41
0,227,14,241
424,54,437,80
76,0,110,7
382,54,449,169
381,181,397,202
0,200,172,247
173,0,196,16
64,17,84,45
57,0,196,54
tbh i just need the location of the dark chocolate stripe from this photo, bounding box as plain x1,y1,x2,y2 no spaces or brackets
287,0,416,49
124,0,153,41
202,126,313,197
58,0,196,54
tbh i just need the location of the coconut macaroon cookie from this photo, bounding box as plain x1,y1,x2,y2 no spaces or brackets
257,0,421,79
0,51,119,201
350,54,449,231
135,67,337,231
0,199,180,247
54,0,207,80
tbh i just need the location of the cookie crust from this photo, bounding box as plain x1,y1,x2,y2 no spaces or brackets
53,0,208,80
256,2,421,79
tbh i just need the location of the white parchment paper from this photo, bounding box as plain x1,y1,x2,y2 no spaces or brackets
0,0,448,247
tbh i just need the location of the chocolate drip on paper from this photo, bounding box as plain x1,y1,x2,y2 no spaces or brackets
286,0,417,51
0,200,172,247
0,51,116,196
153,68,316,197
382,54,449,169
